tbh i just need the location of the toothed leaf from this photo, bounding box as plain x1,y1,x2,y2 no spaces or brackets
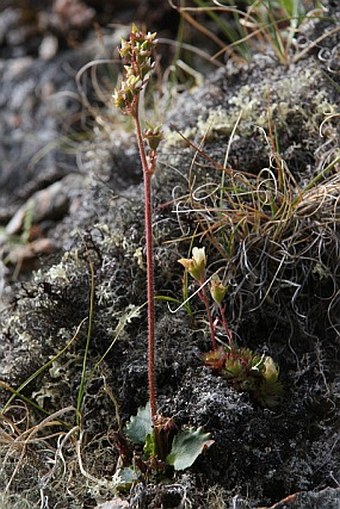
124,402,152,444
166,427,214,471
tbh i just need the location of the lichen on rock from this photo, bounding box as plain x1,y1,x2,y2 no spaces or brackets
0,3,339,508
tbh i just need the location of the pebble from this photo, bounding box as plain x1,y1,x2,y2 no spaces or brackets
5,175,81,236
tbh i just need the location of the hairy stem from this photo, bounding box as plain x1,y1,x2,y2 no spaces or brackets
219,305,234,349
133,100,157,423
199,287,217,351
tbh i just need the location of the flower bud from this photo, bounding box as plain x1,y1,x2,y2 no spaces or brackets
262,356,279,382
210,274,227,305
144,126,163,151
112,88,127,111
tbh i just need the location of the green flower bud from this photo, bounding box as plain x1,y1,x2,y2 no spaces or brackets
112,88,127,111
210,274,227,305
144,126,163,151
262,356,279,383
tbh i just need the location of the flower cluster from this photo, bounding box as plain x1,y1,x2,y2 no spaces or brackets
113,24,158,115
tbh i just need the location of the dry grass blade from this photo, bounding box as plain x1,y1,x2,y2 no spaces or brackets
173,130,340,339
0,405,76,493
296,173,340,220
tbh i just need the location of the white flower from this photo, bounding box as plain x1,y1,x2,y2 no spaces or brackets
178,246,207,283
192,247,206,266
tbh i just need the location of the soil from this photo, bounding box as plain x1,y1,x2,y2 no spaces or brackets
0,1,339,508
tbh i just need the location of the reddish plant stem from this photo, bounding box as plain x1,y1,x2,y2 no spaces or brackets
133,100,157,423
219,305,234,349
198,286,217,351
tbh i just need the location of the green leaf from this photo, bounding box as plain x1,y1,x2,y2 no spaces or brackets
143,432,157,458
166,427,214,471
124,402,152,444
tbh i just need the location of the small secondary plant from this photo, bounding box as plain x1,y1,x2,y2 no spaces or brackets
179,246,282,407
113,25,213,474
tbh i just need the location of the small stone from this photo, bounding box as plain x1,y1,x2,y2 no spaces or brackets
94,498,129,509
6,180,69,236
39,35,58,60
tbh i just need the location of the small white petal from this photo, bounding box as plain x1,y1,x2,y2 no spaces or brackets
192,247,206,265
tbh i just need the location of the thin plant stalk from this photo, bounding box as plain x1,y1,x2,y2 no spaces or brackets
133,101,157,422
113,25,160,427
198,287,217,351
219,305,234,349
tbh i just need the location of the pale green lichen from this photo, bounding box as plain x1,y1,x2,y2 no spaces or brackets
163,125,199,147
133,246,145,270
48,264,70,282
164,65,338,150
97,223,126,250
